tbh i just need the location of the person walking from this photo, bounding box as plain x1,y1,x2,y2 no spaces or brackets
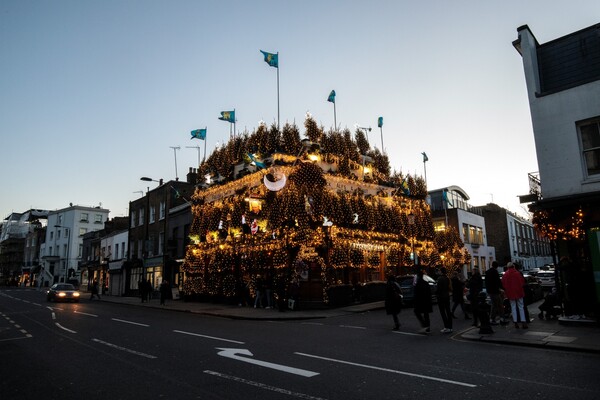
451,271,470,319
468,269,483,327
436,267,453,333
385,275,403,330
254,275,264,308
90,279,101,300
502,262,528,329
139,279,147,303
413,268,433,334
159,280,170,306
485,261,504,325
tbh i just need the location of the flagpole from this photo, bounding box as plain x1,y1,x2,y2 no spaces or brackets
203,126,207,163
234,108,237,139
423,159,427,186
333,101,337,132
380,126,384,153
276,52,280,132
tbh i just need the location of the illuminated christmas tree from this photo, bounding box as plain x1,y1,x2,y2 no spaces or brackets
183,114,468,303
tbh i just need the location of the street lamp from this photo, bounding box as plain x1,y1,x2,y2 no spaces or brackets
407,212,416,266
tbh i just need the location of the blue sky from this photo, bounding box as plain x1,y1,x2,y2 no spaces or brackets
1,1,599,220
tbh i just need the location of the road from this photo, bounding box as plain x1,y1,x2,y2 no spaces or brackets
1,288,599,400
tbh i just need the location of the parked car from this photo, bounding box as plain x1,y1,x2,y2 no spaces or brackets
46,283,80,302
536,271,556,288
396,274,437,305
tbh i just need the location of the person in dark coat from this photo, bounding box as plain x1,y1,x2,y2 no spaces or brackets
413,268,433,334
385,275,403,330
159,280,170,306
468,269,483,327
485,261,504,324
90,279,101,300
436,267,453,333
451,271,470,319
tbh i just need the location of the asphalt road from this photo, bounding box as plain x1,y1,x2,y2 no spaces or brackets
1,288,599,400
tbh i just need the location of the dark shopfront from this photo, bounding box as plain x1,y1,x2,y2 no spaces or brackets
531,192,600,317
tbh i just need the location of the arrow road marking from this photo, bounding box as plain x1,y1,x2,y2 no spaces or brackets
295,352,476,388
216,348,319,378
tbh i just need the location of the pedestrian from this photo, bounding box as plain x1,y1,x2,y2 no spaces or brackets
451,271,470,320
502,262,528,329
90,279,101,300
538,287,561,320
139,279,146,303
413,268,433,334
485,261,505,325
264,273,274,309
515,264,531,323
385,274,403,331
467,269,483,327
436,267,453,333
145,279,153,302
159,280,170,306
254,274,264,308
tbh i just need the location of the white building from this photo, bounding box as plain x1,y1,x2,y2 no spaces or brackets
40,205,109,286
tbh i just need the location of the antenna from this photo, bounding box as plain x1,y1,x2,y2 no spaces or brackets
186,145,201,167
170,146,181,180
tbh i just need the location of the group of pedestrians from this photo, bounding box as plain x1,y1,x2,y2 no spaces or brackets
385,261,538,334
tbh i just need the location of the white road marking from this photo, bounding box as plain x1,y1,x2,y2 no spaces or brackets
204,370,327,400
55,323,77,333
92,338,157,359
393,331,424,337
295,352,477,388
339,325,366,330
173,329,244,344
217,348,319,378
301,322,324,326
74,311,98,317
111,318,149,327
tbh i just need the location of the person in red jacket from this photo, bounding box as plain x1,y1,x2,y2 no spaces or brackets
501,262,528,329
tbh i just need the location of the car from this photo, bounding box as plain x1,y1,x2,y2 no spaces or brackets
396,274,437,305
536,271,556,288
524,274,544,302
46,283,81,302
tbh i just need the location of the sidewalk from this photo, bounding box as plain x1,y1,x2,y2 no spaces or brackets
94,293,600,354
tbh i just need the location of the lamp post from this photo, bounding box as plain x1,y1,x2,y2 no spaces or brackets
407,212,416,266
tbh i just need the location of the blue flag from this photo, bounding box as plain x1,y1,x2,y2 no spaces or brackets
378,116,383,128
260,50,278,68
219,111,235,123
401,178,410,196
327,90,336,103
190,128,206,140
422,152,428,162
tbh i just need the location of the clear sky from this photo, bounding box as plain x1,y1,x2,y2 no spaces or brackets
1,1,599,220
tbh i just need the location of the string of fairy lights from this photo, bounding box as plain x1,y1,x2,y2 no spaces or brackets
182,115,469,301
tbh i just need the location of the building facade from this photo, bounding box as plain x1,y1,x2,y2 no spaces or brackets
429,186,496,276
514,23,600,311
40,205,110,286
478,203,553,271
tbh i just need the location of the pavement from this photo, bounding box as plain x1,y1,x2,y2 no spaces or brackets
83,291,600,354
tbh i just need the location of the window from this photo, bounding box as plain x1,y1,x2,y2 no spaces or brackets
159,231,164,255
115,244,119,260
95,214,103,223
433,221,446,232
580,118,600,177
150,206,156,224
79,228,88,236
78,244,83,258
475,227,483,244
139,207,145,225
50,231,54,240
131,210,136,228
469,226,476,244
80,213,89,222
462,224,469,243
159,201,166,220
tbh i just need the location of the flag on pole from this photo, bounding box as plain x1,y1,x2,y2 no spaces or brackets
219,111,235,123
422,152,428,162
442,190,453,207
260,50,278,68
327,90,336,103
190,128,206,140
400,178,410,195
378,116,383,128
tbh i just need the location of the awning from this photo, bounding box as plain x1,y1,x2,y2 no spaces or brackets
108,260,124,271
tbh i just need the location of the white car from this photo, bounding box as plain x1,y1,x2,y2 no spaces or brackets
536,271,556,288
